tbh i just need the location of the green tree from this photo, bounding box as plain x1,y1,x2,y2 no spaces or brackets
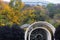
47,3,56,18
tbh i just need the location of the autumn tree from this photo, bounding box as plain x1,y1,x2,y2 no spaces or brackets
0,0,23,26
0,0,49,26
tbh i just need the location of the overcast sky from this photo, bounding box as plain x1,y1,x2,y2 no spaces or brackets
3,0,60,4
46,0,60,3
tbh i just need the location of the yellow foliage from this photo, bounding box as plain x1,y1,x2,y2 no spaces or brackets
20,2,25,9
0,23,5,26
0,0,45,26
